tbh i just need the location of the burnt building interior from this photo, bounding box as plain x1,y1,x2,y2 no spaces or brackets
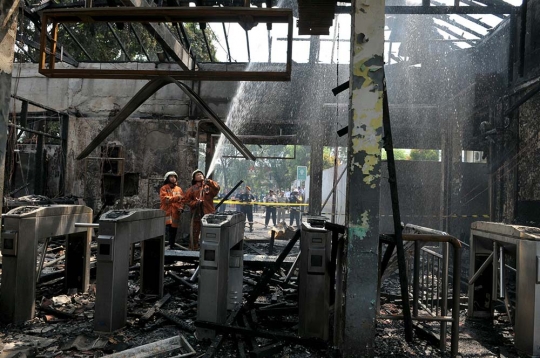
1,0,540,356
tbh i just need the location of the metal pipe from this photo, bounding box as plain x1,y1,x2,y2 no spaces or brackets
119,158,125,209
467,251,494,285
245,29,251,62
430,254,435,313
284,251,300,283
451,241,461,358
130,24,151,62
36,238,51,283
387,233,461,357
201,28,214,62
321,167,346,212
333,235,345,347
436,256,441,316
189,266,200,282
106,22,131,61
492,242,498,303
382,83,413,342
413,241,420,317
222,23,231,62
440,242,449,352
215,180,244,210
499,246,504,299
379,314,453,322
8,123,61,139
75,223,99,228
34,124,45,195
421,250,425,304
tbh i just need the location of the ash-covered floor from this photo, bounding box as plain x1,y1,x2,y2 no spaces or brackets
0,212,525,357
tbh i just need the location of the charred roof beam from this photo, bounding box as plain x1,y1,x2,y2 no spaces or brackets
222,23,232,62
336,4,516,14
15,41,36,62
22,3,79,66
60,24,93,60
435,15,485,39
119,0,198,70
433,23,479,43
17,33,79,67
130,24,151,61
106,22,132,61
460,0,508,19
200,24,215,62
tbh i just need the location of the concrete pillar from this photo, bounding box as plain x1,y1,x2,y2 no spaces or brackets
309,36,320,64
342,0,384,356
0,0,19,214
309,119,323,215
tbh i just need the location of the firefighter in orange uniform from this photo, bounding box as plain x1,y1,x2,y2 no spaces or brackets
184,169,220,250
159,171,184,249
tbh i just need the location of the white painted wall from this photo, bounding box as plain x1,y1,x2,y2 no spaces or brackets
305,163,347,224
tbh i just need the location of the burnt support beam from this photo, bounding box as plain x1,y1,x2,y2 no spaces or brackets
382,77,413,342
433,23,478,43
17,33,79,67
384,5,516,14
119,0,198,70
245,29,251,62
519,0,528,77
435,15,484,39
130,24,151,62
60,23,93,60
343,0,384,355
20,100,28,128
309,119,323,215
34,121,45,195
222,23,232,62
106,22,131,61
178,23,192,56
59,114,69,195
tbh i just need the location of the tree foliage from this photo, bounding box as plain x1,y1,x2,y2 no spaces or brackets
381,148,409,160
16,16,216,63
409,149,439,161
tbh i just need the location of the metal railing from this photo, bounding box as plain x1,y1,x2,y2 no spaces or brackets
379,228,462,358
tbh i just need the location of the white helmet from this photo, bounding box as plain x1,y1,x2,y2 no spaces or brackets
164,171,178,181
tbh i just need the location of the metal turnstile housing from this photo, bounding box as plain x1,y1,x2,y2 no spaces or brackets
197,211,245,339
94,209,165,333
469,221,540,357
0,205,93,324
299,216,331,340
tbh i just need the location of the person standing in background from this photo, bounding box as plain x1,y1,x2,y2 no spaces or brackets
159,171,184,249
289,189,302,227
238,186,255,232
264,189,277,228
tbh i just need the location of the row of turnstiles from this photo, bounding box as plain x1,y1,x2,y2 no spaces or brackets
0,205,331,340
6,205,540,356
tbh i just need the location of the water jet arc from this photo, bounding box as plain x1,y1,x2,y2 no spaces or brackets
76,76,256,161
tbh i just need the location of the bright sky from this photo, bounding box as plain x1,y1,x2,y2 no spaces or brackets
202,0,518,65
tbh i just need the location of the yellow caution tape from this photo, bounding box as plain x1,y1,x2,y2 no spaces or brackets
212,200,309,206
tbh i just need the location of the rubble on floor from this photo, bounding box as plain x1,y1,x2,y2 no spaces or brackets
0,224,525,357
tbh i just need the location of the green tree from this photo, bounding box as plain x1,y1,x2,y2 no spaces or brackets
381,148,409,160
409,149,439,161
182,23,217,62
16,17,216,63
